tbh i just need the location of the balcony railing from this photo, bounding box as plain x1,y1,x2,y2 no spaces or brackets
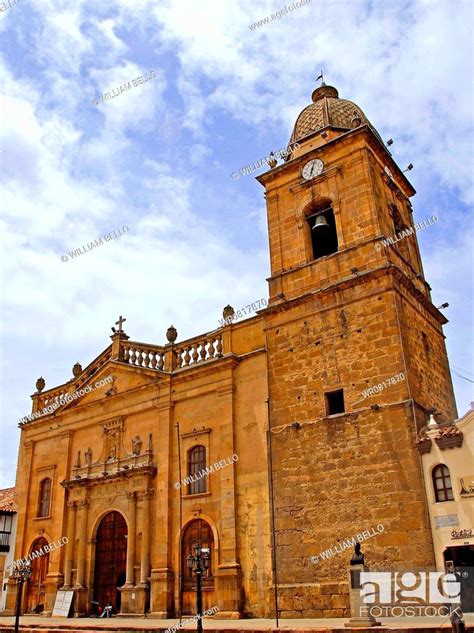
0,531,11,551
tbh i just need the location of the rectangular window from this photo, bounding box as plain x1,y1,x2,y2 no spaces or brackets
188,446,206,495
0,514,13,552
38,478,52,517
325,389,345,415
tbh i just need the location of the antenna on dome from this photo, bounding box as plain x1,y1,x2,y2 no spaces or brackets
316,69,325,86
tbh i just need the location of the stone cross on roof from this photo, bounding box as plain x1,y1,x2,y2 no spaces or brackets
115,315,126,332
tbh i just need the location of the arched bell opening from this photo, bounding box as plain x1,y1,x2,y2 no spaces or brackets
305,202,338,260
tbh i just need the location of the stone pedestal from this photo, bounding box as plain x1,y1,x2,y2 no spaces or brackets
215,563,243,619
345,564,380,628
72,585,88,617
118,584,148,616
149,568,174,617
44,572,64,616
3,577,18,614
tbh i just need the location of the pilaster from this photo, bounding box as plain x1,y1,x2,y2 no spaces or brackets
62,501,77,589
215,383,242,617
155,399,173,584
124,492,137,587
139,489,152,585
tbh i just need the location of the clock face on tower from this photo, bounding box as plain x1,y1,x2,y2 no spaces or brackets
302,159,324,180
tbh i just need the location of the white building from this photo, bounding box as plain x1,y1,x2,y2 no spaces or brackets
417,403,474,611
0,487,18,611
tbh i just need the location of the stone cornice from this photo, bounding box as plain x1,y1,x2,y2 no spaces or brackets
264,262,446,327
170,354,241,385
256,126,415,198
61,465,157,490
389,265,448,325
181,428,211,439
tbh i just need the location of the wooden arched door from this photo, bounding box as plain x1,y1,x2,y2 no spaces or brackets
93,512,127,613
181,519,214,615
26,537,49,613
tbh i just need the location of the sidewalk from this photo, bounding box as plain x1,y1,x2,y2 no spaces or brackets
0,614,473,632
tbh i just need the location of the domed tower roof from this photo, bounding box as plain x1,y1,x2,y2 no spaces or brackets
288,84,379,146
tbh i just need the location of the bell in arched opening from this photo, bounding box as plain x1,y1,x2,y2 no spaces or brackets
306,206,339,260
312,214,330,230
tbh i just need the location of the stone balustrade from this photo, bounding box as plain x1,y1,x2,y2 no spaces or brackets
36,386,72,412
28,330,226,420
122,340,166,370
122,333,223,371
33,349,112,414
173,333,223,369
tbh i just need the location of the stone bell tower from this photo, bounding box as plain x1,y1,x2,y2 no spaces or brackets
257,83,457,617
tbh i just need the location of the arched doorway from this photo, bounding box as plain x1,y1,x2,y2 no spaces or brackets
181,519,215,615
93,511,127,613
26,537,49,613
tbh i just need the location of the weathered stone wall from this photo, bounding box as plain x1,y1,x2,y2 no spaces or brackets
395,286,457,422
265,283,437,617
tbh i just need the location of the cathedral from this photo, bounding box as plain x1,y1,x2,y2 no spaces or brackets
5,82,457,619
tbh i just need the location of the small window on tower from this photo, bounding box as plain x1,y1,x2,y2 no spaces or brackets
388,203,411,260
390,204,405,235
325,389,345,415
307,207,338,260
422,332,430,355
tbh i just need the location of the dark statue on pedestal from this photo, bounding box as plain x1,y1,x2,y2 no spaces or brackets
350,542,365,565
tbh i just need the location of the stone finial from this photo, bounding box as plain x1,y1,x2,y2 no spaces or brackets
166,325,178,343
36,377,45,393
427,414,439,431
311,84,338,102
223,305,235,322
351,111,362,128
268,152,277,168
72,362,82,378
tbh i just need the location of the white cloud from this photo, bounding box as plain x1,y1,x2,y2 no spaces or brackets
0,0,472,487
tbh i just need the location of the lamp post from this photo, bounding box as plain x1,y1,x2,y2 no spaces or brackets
187,544,210,633
11,561,32,633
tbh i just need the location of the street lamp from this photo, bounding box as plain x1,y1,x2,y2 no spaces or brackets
187,544,210,633
11,561,32,633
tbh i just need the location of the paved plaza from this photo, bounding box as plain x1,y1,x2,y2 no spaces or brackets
0,614,473,632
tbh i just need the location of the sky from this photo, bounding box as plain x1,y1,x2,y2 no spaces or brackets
0,0,473,488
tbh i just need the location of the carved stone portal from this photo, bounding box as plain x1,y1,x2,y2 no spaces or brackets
68,419,154,481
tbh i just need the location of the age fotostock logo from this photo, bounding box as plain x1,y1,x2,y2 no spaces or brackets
359,571,463,618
